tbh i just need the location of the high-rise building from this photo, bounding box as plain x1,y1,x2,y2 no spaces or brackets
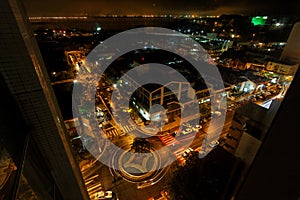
280,22,300,64
236,22,300,200
0,0,89,199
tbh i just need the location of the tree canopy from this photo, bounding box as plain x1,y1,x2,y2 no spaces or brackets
167,147,241,200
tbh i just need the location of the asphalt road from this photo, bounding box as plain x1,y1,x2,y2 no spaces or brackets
82,109,236,200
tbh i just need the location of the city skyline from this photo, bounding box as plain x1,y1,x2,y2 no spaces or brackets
2,0,300,199
23,0,300,17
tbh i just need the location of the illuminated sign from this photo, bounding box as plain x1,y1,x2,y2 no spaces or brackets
251,16,268,26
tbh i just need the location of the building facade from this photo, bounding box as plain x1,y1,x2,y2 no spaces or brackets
0,0,89,199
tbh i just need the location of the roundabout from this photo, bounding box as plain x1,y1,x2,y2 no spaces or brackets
111,146,162,183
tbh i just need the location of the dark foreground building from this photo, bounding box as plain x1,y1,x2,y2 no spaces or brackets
0,0,88,199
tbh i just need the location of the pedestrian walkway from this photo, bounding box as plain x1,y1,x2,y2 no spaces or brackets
105,128,119,139
83,174,104,199
173,147,186,165
121,125,136,133
158,134,180,146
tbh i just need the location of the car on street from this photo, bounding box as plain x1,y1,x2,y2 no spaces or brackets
192,124,202,131
104,191,113,198
182,128,193,135
137,179,154,189
211,111,222,117
95,191,114,199
182,147,193,157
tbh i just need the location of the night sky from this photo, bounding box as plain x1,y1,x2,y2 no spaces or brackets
23,0,299,16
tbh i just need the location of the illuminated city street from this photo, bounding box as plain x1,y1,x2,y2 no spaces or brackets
55,18,296,199
1,1,300,199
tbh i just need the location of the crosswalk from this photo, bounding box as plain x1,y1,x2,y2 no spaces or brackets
105,128,119,138
104,125,136,139
158,134,180,146
173,147,186,165
84,174,104,199
121,125,136,133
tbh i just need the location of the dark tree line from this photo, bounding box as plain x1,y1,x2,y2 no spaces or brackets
167,147,243,200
